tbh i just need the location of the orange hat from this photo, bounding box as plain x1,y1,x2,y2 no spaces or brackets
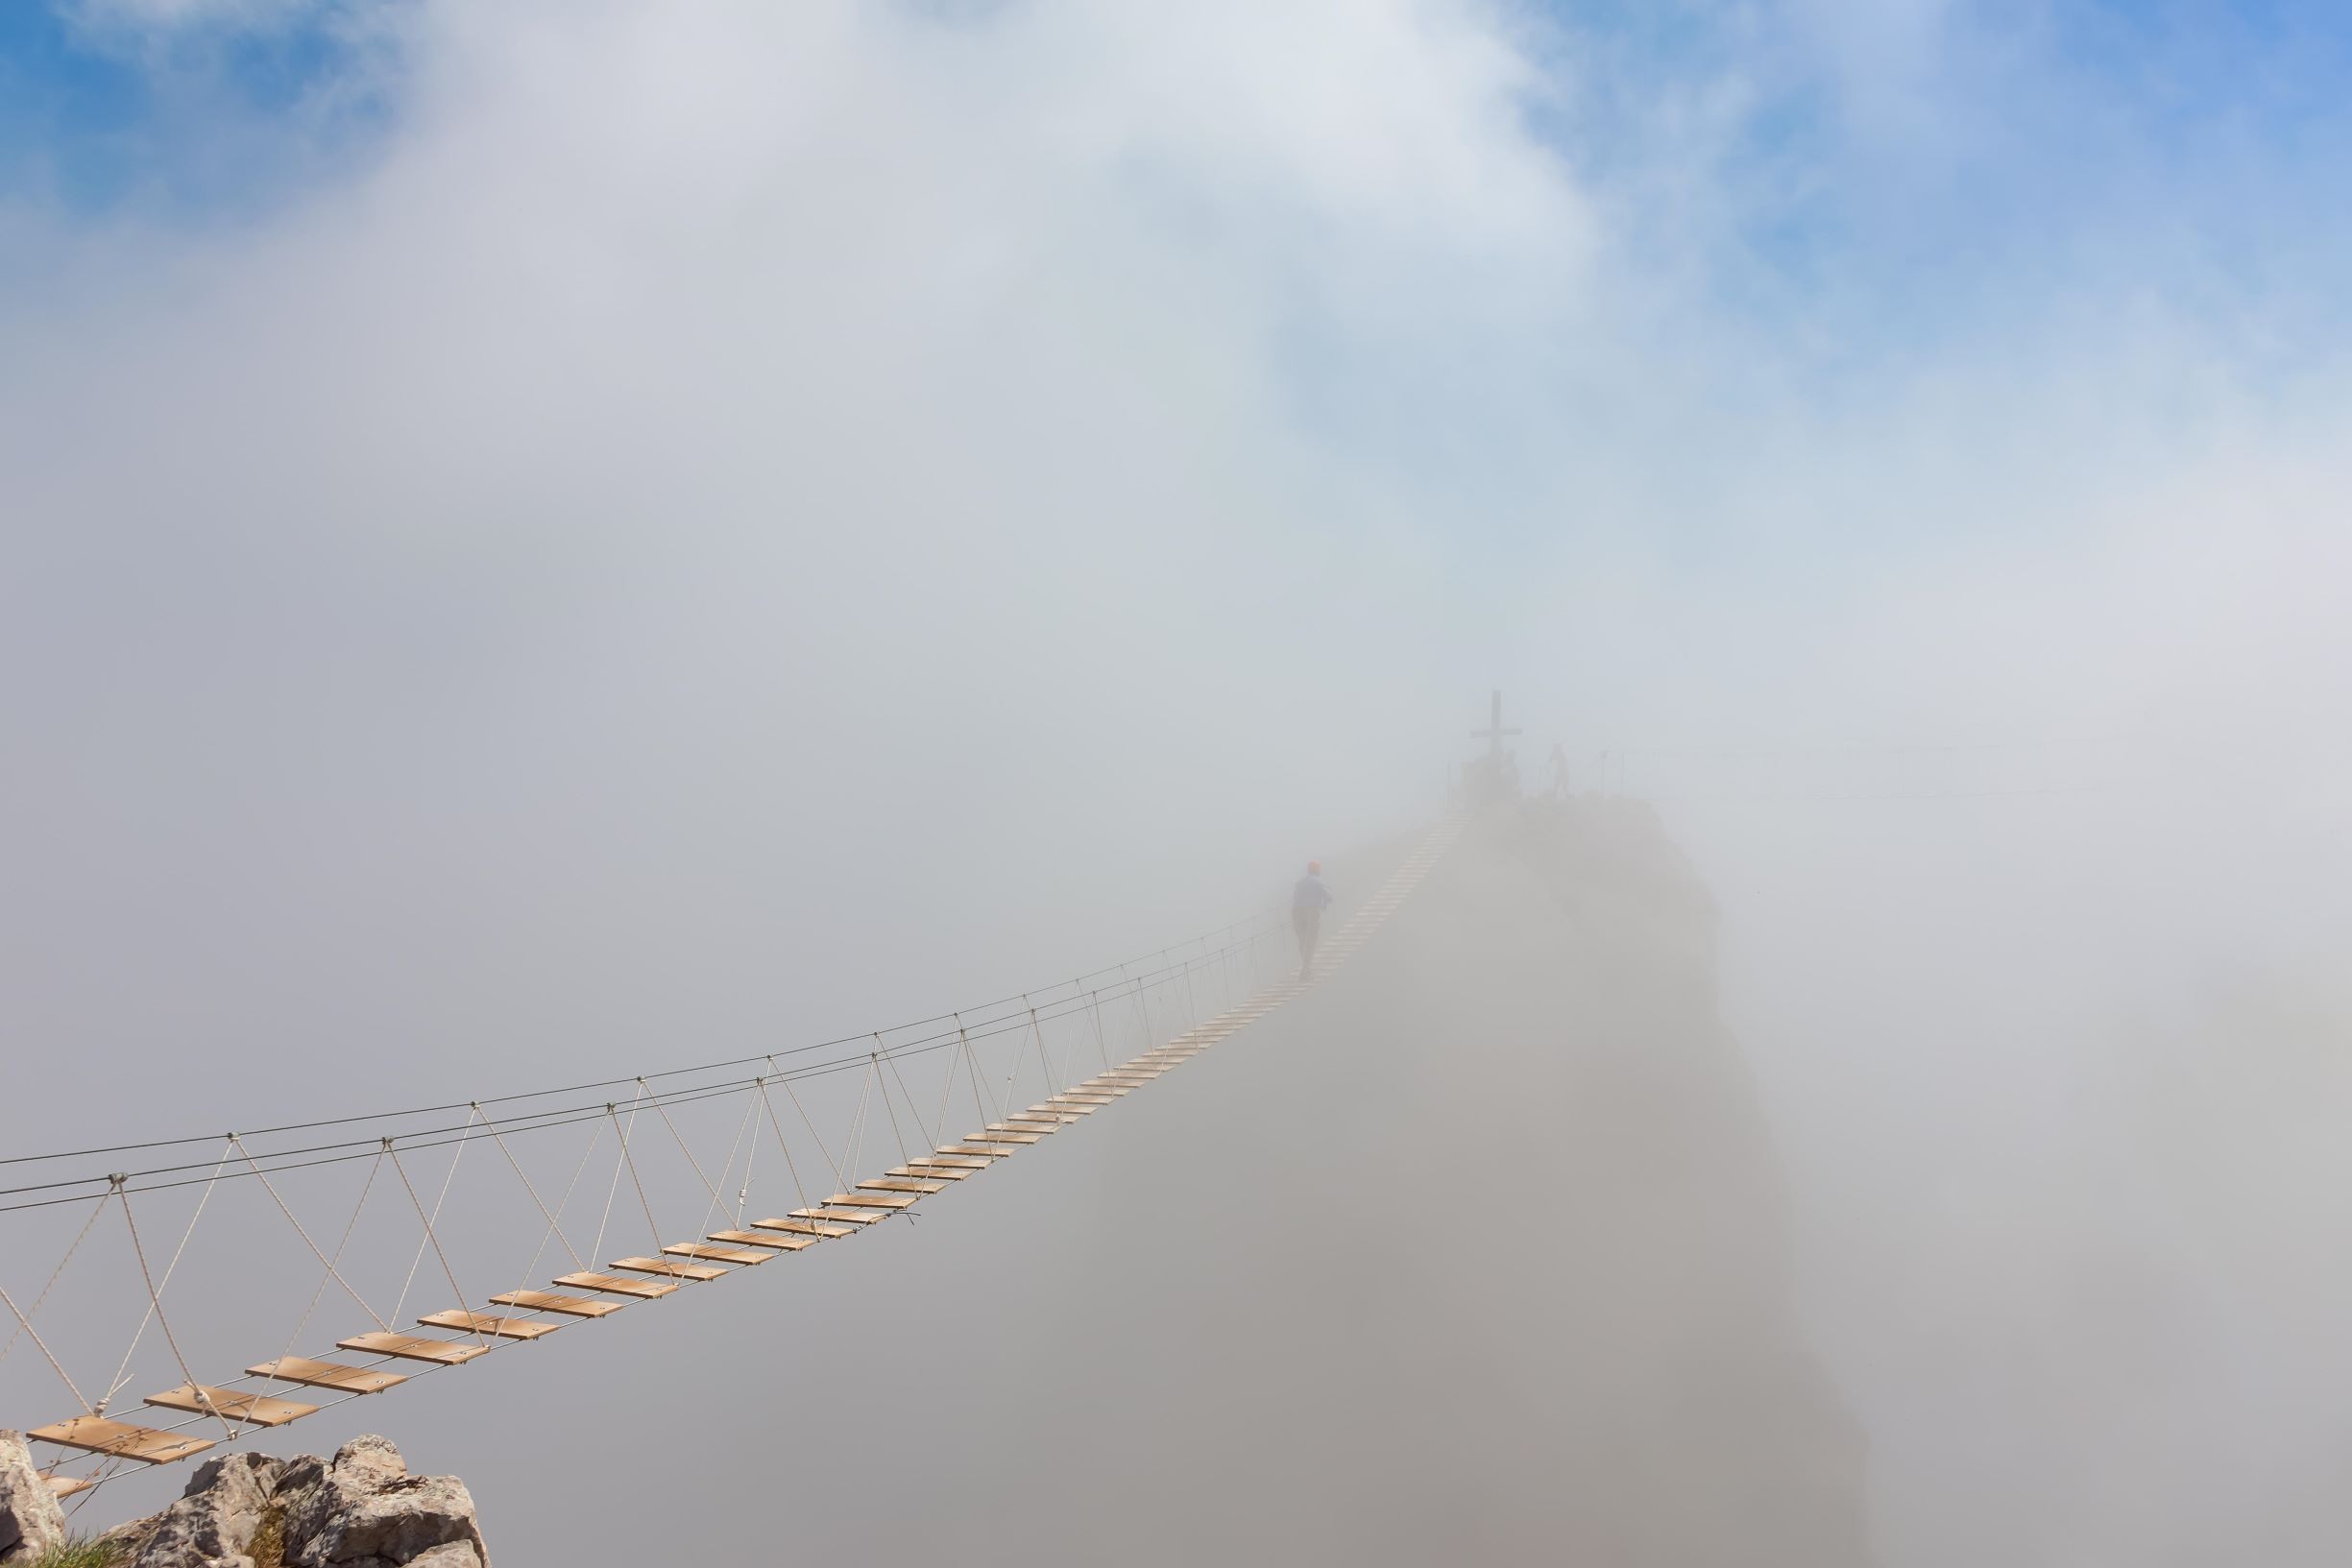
1307,860,1321,873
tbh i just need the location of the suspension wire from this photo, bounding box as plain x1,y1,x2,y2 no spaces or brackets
928,1038,967,1154
390,1108,481,1328
957,1016,998,1132
490,1109,596,1280
0,1276,88,1412
841,1062,876,1192
781,1076,850,1195
754,1078,814,1217
684,1090,761,1240
872,1047,912,1170
389,1142,485,1344
588,1096,641,1266
233,1133,388,1332
0,1190,108,1370
733,1101,757,1230
262,1146,386,1394
114,1181,230,1435
1039,1002,1074,1097
882,1043,938,1155
0,948,1231,1215
646,1079,728,1223
1025,1003,1055,1104
721,1091,765,1231
0,932,1272,1209
98,1141,230,1413
1128,977,1153,1059
612,1098,665,1253
995,1009,1027,1128
1087,988,1112,1074
2,913,1284,1172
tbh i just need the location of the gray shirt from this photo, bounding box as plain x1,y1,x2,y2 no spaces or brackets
1293,874,1332,911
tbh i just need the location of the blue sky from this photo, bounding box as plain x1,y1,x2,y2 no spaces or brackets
4,0,2347,371
0,0,398,219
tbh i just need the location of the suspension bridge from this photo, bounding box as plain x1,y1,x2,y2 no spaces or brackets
1,816,1467,1518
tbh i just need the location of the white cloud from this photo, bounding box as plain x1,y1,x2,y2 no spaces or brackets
6,1,2352,1558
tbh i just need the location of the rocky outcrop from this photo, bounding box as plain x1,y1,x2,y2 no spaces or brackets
0,1432,67,1564
109,1437,487,1568
119,1452,279,1568
272,1436,486,1568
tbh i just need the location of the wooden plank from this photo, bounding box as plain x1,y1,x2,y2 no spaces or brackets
921,1152,998,1167
710,1228,818,1251
958,1129,1041,1145
336,1332,491,1365
144,1386,317,1427
246,1357,406,1394
891,1164,975,1181
42,1473,95,1500
752,1217,857,1240
825,1191,918,1210
611,1257,726,1281
987,1120,1061,1134
1028,1103,1094,1117
788,1206,892,1226
417,1311,560,1340
30,1417,214,1465
490,1290,624,1318
554,1271,679,1299
945,1142,1025,1157
860,1176,948,1194
661,1242,770,1266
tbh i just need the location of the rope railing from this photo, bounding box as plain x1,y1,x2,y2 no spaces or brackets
0,921,1282,1211
0,914,1281,1176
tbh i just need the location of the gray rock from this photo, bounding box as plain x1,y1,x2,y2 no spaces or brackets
0,1431,67,1565
278,1438,487,1568
127,1453,287,1568
101,1436,487,1568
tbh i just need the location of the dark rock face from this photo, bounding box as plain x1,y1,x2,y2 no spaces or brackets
123,1453,279,1568
111,1437,487,1568
1421,799,1874,1564
0,1431,67,1564
1094,798,1877,1565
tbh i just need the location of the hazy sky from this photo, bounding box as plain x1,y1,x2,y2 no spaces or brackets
7,3,2352,1563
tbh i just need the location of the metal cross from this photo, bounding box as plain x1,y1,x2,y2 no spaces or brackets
1469,688,1521,760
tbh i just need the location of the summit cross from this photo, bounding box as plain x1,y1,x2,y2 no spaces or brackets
1470,688,1521,761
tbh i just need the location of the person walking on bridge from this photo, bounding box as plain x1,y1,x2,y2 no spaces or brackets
1293,860,1333,977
